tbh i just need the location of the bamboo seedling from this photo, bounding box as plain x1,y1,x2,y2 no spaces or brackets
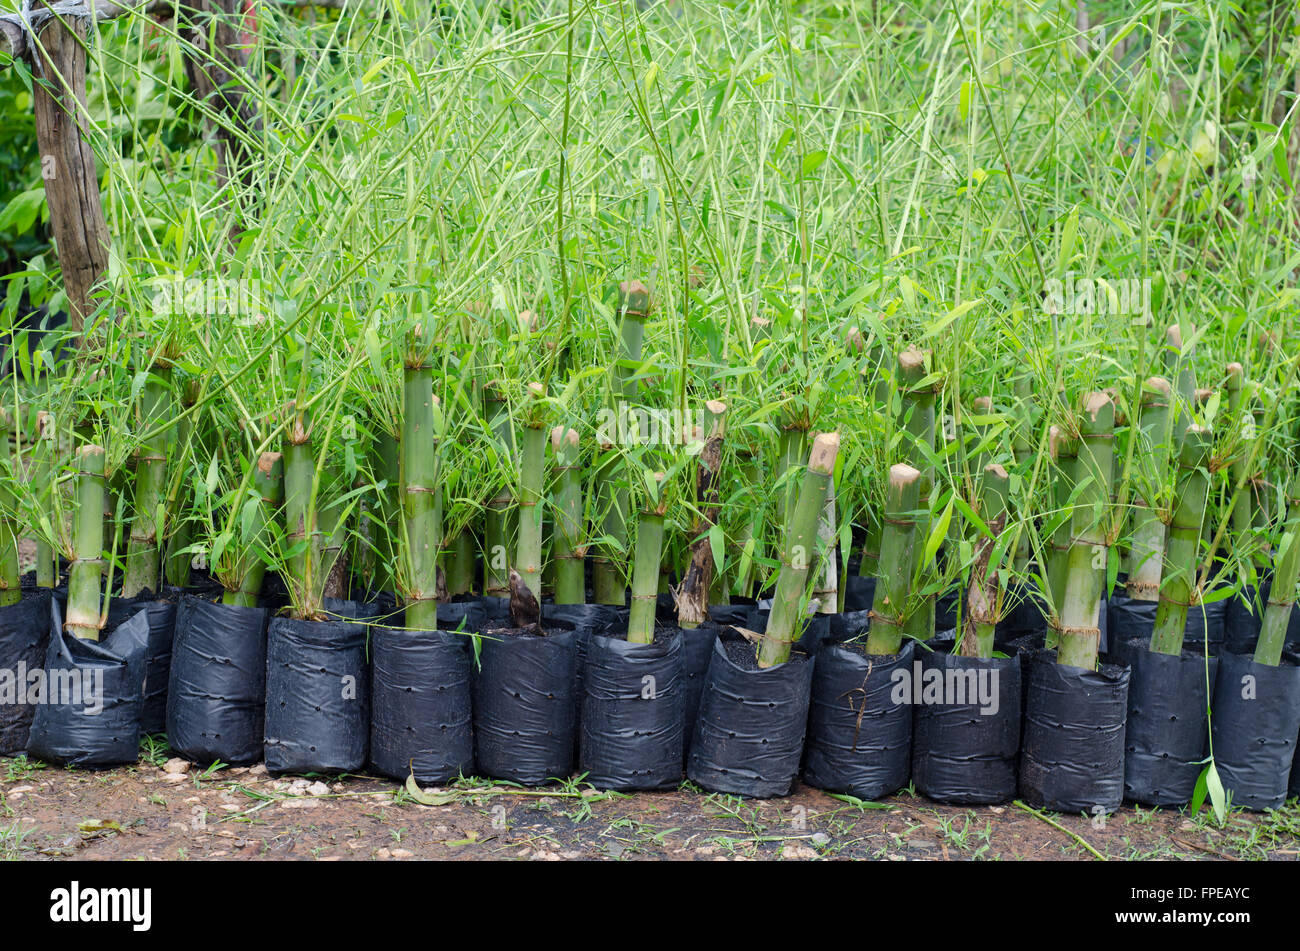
1125,377,1173,602
551,426,585,604
1254,468,1300,667
65,444,107,641
959,463,1010,659
483,381,514,598
402,332,442,633
0,408,19,606
515,382,547,602
593,280,650,605
677,400,726,628
756,432,839,668
1149,425,1213,655
122,358,175,598
865,463,923,656
219,451,284,608
628,472,668,644
1056,392,1116,669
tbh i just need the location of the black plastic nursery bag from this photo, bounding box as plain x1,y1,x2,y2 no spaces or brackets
264,610,371,775
687,628,815,798
106,593,178,736
26,598,150,768
167,595,269,766
0,589,52,755
1110,638,1217,806
1208,651,1300,811
1018,648,1131,814
802,639,914,802
370,620,474,785
579,628,685,790
911,644,1022,805
473,626,578,785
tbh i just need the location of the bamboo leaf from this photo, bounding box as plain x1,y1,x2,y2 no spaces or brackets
921,497,954,569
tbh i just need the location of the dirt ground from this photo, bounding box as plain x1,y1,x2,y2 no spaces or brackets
3,745,1298,861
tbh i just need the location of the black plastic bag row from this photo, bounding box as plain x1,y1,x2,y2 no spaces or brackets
0,589,52,755
167,595,269,766
580,628,684,790
1018,648,1131,814
1209,651,1300,811
1110,637,1217,806
687,628,815,799
26,597,151,768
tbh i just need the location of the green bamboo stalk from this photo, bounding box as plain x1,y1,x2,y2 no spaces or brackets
628,472,667,644
897,347,937,643
1150,426,1213,655
484,381,514,598
1045,424,1079,648
733,442,761,598
758,433,839,667
0,408,20,606
445,529,476,597
403,352,442,633
812,478,838,614
515,383,547,602
122,364,173,598
1057,392,1116,669
223,451,284,608
678,400,726,628
1255,469,1300,667
865,463,923,656
592,280,650,605
775,424,808,530
65,444,106,641
959,464,1009,659
551,426,585,605
284,402,324,620
1125,376,1173,601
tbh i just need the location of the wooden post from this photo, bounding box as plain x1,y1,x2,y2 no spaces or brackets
31,6,111,336
177,0,262,194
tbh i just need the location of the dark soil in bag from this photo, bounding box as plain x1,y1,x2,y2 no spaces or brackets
264,604,373,775
580,626,685,790
26,598,150,768
686,629,814,798
911,645,1022,804
0,589,52,755
167,595,269,766
1209,651,1300,811
370,615,474,785
802,639,913,801
473,621,578,785
1110,637,1217,806
1018,648,1130,814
